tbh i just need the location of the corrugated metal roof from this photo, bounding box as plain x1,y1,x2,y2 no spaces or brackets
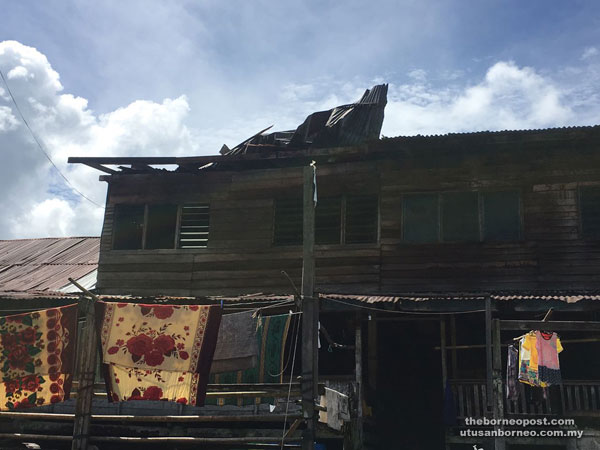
0,237,99,293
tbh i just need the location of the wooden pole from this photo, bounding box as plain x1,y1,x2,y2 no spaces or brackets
367,312,377,391
485,296,493,414
492,318,506,450
450,315,458,379
71,295,98,450
440,319,447,393
69,278,99,450
354,314,363,450
301,163,317,450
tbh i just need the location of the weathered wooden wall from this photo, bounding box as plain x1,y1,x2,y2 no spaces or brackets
97,130,600,296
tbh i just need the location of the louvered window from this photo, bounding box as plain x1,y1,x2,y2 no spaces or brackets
274,195,379,246
178,204,210,248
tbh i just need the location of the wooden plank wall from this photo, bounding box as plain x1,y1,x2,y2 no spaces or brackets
97,137,600,296
97,163,381,296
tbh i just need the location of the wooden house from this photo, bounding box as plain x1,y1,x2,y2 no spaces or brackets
62,124,600,450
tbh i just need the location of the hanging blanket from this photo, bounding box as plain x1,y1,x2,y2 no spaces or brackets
0,304,78,410
211,311,258,374
96,302,221,406
208,313,293,406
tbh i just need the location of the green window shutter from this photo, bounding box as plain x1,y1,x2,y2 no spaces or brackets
345,195,378,244
402,194,439,243
315,197,342,244
273,199,303,246
146,204,178,249
113,204,144,250
483,191,521,241
581,187,600,240
178,204,210,248
442,192,479,242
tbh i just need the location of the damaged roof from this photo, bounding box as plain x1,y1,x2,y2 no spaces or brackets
223,84,388,154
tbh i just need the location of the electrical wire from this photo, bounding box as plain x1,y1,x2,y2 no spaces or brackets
0,67,104,208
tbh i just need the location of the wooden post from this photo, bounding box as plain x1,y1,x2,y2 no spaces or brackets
440,319,447,392
492,319,506,450
485,296,493,414
354,314,363,449
367,312,377,392
301,164,318,450
450,314,458,379
71,296,98,450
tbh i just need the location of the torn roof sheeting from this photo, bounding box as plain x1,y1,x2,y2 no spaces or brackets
225,83,388,155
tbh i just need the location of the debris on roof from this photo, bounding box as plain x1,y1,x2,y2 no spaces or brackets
225,84,388,155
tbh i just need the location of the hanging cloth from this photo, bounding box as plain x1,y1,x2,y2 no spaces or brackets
535,331,563,386
0,304,78,410
506,344,519,400
210,310,258,374
96,302,221,406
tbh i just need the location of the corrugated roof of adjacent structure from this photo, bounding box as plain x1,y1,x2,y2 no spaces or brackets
0,237,99,294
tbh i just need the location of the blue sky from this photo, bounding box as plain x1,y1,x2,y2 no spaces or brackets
1,0,599,238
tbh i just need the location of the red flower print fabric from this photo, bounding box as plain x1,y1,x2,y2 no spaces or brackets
96,302,221,406
0,304,78,410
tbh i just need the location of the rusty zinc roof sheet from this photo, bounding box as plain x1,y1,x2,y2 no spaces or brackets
0,237,99,293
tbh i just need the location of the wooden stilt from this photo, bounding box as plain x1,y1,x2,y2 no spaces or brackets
71,296,98,450
301,164,318,450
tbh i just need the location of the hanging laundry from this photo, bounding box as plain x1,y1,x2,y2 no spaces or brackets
207,313,292,406
506,344,519,400
210,310,258,374
518,332,544,387
0,304,78,410
96,302,221,406
535,331,563,386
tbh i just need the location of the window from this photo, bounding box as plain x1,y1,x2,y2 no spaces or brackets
273,199,304,245
345,195,379,244
402,191,521,243
113,204,145,249
146,204,178,249
274,195,379,246
580,187,600,240
402,194,439,243
315,197,342,244
442,192,479,241
482,191,521,241
112,203,210,250
178,204,210,248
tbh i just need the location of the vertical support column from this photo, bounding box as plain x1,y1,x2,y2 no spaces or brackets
301,164,318,450
354,314,363,449
492,318,506,450
72,296,98,450
367,313,377,392
440,319,447,392
485,296,493,414
450,315,458,379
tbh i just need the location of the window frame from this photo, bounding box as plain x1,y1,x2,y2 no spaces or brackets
272,194,380,247
400,190,523,244
111,202,210,250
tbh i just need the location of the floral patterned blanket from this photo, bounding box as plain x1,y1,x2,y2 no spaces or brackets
0,304,78,410
96,302,221,406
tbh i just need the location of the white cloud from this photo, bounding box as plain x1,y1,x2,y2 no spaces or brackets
383,61,576,136
0,40,198,239
581,46,598,60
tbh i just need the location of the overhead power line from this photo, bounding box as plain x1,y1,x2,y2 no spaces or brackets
0,67,104,208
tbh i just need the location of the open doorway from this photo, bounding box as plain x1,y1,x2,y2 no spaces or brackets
372,318,445,449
